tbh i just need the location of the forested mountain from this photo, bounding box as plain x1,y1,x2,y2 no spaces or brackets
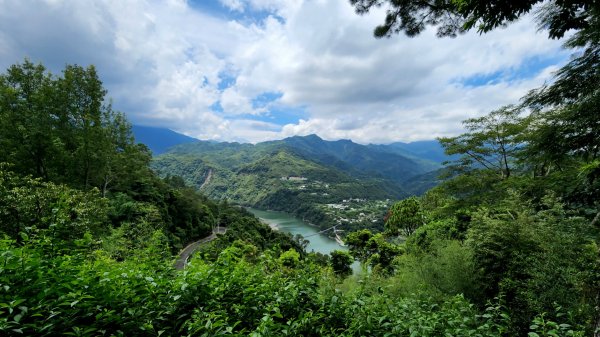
155,133,443,192
153,147,400,232
131,125,199,155
151,134,443,232
272,134,439,181
131,125,444,180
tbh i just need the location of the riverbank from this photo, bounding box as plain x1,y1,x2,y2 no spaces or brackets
247,208,347,256
257,217,279,231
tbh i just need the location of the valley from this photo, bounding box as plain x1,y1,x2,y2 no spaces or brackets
150,134,443,234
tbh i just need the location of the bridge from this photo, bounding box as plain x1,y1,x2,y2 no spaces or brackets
304,225,345,246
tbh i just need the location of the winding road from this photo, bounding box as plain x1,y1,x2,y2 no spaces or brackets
174,227,227,270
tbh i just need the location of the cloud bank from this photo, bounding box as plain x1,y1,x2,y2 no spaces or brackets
0,0,569,143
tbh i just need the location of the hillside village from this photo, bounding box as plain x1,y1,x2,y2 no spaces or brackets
279,175,391,232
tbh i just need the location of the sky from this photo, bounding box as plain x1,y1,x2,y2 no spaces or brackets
0,0,571,144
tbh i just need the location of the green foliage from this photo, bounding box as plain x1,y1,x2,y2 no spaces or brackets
405,219,466,253
345,229,403,272
466,193,597,334
330,250,353,277
524,11,600,164
0,60,150,193
345,229,374,264
0,233,542,337
350,0,596,39
279,248,301,268
394,240,481,300
528,308,587,337
385,196,425,236
439,106,527,180
0,167,109,247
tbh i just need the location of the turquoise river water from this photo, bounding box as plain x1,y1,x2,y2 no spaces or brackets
247,208,347,255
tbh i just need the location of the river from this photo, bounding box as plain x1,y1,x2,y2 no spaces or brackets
247,208,347,255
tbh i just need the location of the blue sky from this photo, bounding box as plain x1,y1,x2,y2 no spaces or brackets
0,0,570,143
458,54,567,87
189,0,282,24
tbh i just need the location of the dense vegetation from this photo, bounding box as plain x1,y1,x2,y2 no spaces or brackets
0,61,298,255
151,138,422,233
150,133,446,233
1,2,599,334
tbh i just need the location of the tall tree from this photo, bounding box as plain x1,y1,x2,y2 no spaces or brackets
385,196,426,236
56,64,110,189
525,10,600,162
0,61,56,179
438,106,527,179
0,60,149,195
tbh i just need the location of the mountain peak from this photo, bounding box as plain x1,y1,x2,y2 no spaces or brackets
132,125,198,155
290,134,322,141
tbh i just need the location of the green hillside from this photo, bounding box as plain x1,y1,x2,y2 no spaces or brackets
153,145,406,232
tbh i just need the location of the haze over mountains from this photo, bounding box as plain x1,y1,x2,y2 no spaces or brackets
133,125,447,164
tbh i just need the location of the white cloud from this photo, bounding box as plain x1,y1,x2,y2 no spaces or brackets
0,0,570,144
220,0,245,12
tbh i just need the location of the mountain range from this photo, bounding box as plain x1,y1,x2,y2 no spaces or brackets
133,126,449,230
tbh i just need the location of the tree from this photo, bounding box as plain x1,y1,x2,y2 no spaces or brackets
520,11,600,204
466,193,597,334
345,229,403,272
279,248,301,268
56,64,113,189
350,0,597,39
0,61,56,179
345,229,374,264
438,106,528,180
330,250,353,276
364,233,403,272
385,196,425,236
524,11,600,163
0,60,151,195
0,166,109,248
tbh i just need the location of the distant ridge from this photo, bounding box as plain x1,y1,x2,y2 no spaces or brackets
150,133,450,231
368,140,449,164
152,133,449,195
132,125,198,155
273,134,437,183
